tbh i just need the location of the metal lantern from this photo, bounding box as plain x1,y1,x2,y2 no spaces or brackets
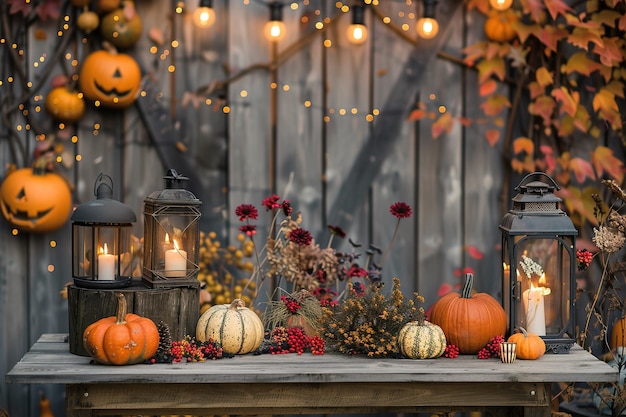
72,174,137,289
499,172,578,353
142,169,201,288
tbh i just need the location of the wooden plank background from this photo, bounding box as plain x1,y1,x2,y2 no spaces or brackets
0,0,509,415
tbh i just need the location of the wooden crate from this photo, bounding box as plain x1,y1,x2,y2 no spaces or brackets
68,279,199,356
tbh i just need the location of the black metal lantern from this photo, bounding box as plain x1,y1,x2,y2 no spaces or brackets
142,169,201,288
72,174,137,289
499,172,578,353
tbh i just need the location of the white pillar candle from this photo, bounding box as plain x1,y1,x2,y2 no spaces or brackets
165,240,187,277
523,287,546,336
98,244,115,281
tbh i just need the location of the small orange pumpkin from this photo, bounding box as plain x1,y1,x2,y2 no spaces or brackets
83,293,159,365
78,47,142,109
429,273,508,354
507,327,546,360
44,86,86,123
609,316,626,349
484,10,518,43
0,164,72,233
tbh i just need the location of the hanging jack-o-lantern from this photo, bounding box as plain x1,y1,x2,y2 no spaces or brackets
78,48,142,109
44,86,86,124
100,8,143,50
0,164,73,233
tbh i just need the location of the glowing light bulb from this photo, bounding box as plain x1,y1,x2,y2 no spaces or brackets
347,24,368,44
193,0,215,28
489,0,513,10
416,17,439,39
264,2,286,42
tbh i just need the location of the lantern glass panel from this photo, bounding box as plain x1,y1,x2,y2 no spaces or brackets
509,236,574,339
72,223,133,281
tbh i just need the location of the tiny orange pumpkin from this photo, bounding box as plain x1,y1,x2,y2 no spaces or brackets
507,327,546,360
83,293,159,365
484,10,518,43
44,86,86,124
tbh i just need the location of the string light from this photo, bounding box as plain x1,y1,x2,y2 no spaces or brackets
264,2,286,42
416,0,439,39
489,0,513,10
346,4,368,45
193,0,216,28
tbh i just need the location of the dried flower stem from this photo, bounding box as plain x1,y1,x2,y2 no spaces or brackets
581,252,610,349
379,218,400,267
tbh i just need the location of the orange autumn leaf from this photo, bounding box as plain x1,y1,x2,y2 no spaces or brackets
593,37,624,67
606,80,625,99
593,88,622,129
511,155,536,174
564,51,604,76
481,94,510,116
537,26,569,52
540,144,556,174
567,27,605,51
513,137,534,154
619,13,626,31
569,157,596,183
573,105,591,132
527,81,545,99
457,117,473,127
535,67,553,87
510,20,538,44
467,0,490,14
485,129,500,147
520,0,545,23
528,95,556,126
479,79,498,96
590,9,623,29
557,186,599,226
476,57,506,83
431,112,454,139
551,86,578,116
407,108,428,121
462,41,488,65
593,146,624,183
556,115,575,137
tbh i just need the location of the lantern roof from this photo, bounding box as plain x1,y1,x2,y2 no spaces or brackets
144,169,201,206
499,172,578,236
71,174,136,224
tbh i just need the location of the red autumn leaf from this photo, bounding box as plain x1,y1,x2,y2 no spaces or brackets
540,145,556,174
520,0,545,22
527,81,545,99
7,0,31,16
513,137,534,154
544,0,573,20
431,112,454,139
593,37,624,67
569,157,596,183
619,14,626,31
564,52,604,76
528,95,555,126
551,86,578,117
437,283,453,297
480,94,510,116
573,105,591,132
493,116,506,127
466,246,484,260
407,108,428,122
476,57,506,83
593,146,624,183
485,42,509,60
36,0,61,21
485,129,500,147
457,117,473,127
536,26,569,52
462,41,488,66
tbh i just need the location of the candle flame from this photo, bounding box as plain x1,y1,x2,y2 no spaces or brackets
98,243,109,255
530,281,551,296
173,239,180,251
165,233,170,243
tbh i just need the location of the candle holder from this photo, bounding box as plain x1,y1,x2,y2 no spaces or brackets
142,169,202,289
499,172,578,353
71,173,137,289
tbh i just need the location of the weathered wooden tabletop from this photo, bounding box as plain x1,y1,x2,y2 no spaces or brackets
6,334,618,417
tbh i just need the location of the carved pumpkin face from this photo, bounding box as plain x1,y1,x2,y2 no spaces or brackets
0,168,73,233
78,50,141,109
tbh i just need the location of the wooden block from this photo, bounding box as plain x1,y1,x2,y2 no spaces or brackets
68,279,199,356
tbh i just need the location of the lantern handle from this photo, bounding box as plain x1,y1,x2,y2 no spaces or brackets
94,173,114,199
514,172,560,191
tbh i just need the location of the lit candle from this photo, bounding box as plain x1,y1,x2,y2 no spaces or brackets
165,239,187,277
523,285,546,336
98,243,115,281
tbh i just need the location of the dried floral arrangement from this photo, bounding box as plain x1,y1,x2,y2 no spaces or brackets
320,277,425,357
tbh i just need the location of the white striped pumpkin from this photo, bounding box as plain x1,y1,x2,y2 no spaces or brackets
398,320,447,359
196,299,264,355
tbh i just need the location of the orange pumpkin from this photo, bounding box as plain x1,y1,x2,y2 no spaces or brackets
484,10,518,43
507,327,546,360
610,316,626,349
96,0,121,13
44,86,86,123
78,49,142,109
0,165,72,233
429,273,508,354
83,293,159,365
100,8,143,50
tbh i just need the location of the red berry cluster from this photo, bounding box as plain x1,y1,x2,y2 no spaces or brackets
477,335,505,359
444,344,460,358
154,336,224,363
281,296,302,314
576,248,593,271
268,327,325,355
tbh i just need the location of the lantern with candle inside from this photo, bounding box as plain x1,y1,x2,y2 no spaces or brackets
499,172,578,353
71,173,137,289
142,169,201,288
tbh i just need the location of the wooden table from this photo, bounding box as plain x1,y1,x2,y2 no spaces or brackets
6,334,618,417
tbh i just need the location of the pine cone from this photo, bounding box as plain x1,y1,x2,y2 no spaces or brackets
154,321,172,363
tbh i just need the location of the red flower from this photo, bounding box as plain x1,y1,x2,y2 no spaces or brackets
327,225,346,238
262,194,281,211
282,200,292,216
289,227,312,246
235,204,258,221
347,265,368,277
239,224,257,236
390,202,412,219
